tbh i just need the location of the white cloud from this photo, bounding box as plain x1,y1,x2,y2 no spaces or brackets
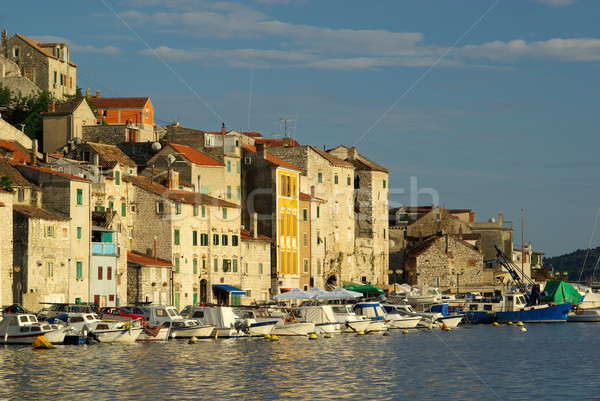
33,35,121,56
535,0,578,7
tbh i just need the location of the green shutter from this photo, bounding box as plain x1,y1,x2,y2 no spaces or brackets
236,161,241,173
227,186,232,199
175,257,180,273
115,171,120,185
121,202,126,217
303,209,307,221
193,231,197,246
76,261,82,278
223,208,227,219
233,259,238,273
202,205,206,217
214,258,218,272
77,227,82,239
193,258,198,274
77,189,83,205
174,229,180,245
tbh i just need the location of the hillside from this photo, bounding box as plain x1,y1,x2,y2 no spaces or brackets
544,246,600,282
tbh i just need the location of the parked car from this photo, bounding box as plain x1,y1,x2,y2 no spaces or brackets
1,304,27,315
121,306,151,320
36,307,50,320
99,307,147,322
46,303,98,318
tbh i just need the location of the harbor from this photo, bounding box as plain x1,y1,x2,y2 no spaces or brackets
1,323,598,400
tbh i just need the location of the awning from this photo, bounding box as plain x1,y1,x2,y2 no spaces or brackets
212,284,246,295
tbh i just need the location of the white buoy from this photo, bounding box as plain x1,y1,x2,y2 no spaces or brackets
521,327,527,332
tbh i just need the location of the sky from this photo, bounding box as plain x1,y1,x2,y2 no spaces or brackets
2,0,600,257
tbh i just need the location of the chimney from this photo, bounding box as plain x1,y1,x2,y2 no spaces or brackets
1,30,7,46
30,139,38,165
250,212,258,238
86,88,91,98
167,169,179,189
310,185,315,199
96,90,101,99
221,122,226,135
348,146,358,160
498,212,503,225
283,137,293,147
93,154,99,166
256,143,267,159
469,211,474,224
47,99,55,113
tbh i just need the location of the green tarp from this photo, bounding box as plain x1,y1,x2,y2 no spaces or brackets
343,284,384,294
541,281,581,306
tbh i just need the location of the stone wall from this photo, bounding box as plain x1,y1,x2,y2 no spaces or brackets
0,191,13,306
240,239,272,303
0,119,33,149
0,76,40,98
83,125,128,145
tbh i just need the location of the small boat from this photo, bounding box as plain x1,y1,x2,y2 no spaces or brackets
383,310,422,329
146,305,214,339
568,309,600,322
136,325,170,341
0,313,67,344
330,304,371,333
291,305,342,334
251,308,316,336
382,303,442,328
352,302,388,332
181,306,244,338
233,310,277,337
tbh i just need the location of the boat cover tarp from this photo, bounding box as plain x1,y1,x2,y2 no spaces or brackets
343,284,384,294
541,281,581,306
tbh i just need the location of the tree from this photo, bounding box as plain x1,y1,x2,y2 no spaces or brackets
0,83,11,107
0,176,14,193
4,90,51,140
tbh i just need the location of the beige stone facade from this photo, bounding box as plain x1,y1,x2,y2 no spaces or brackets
239,229,272,303
42,98,97,153
0,190,13,306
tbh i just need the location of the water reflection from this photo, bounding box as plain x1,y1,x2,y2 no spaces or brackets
1,325,600,400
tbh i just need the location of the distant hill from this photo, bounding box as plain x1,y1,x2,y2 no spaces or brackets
544,246,600,282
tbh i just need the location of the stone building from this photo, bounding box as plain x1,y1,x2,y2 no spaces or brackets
127,251,173,305
12,204,70,311
241,143,302,293
328,145,390,289
42,97,96,153
404,234,484,292
298,192,312,290
1,30,77,100
16,165,92,303
0,157,41,208
63,142,138,177
471,212,514,284
240,227,272,303
0,189,13,306
90,213,119,307
0,119,33,150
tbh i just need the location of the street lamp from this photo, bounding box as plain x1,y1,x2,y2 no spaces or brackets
388,269,403,292
451,269,465,295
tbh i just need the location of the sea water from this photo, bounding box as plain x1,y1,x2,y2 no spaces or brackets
0,323,597,400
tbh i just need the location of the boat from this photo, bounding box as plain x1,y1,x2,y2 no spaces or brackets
330,304,371,333
404,286,443,306
250,308,315,336
352,302,388,332
65,313,143,343
291,304,342,334
568,309,600,322
382,309,422,329
233,309,277,337
182,306,245,338
146,305,214,339
0,313,67,344
383,303,443,328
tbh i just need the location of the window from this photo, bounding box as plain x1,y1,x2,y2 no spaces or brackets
145,109,149,119
44,225,55,238
258,263,263,274
318,172,322,183
233,259,238,273
383,229,386,239
98,266,103,280
77,227,82,239
193,258,198,274
227,160,231,172
193,205,198,216
316,206,320,218
193,231,198,246
317,260,321,275
303,233,308,247
232,235,238,246
222,235,228,246
303,209,307,221
223,208,227,220
108,201,114,211
46,261,54,277
156,201,164,214
77,189,83,205
201,206,206,218
54,71,57,84
213,234,219,246
227,186,232,199
76,262,82,279
214,258,218,272
13,47,19,57
175,203,182,215
347,176,351,186
383,179,387,189
236,161,241,173
201,233,208,246
17,188,24,202
107,266,112,281
174,229,180,245
223,259,231,272
121,202,126,217
303,259,309,273
115,171,120,185
237,186,241,200
334,175,338,185
175,257,180,273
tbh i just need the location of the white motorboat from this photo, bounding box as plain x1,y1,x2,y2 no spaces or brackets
136,325,170,341
568,309,600,322
291,305,342,334
67,313,143,343
383,310,422,329
352,302,388,332
250,308,316,336
330,304,371,333
0,314,67,344
146,305,214,339
182,306,245,338
233,310,277,336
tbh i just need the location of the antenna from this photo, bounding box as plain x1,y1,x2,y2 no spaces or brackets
279,118,296,139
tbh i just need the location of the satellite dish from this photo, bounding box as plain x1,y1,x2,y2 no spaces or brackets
89,166,100,176
166,153,176,165
73,137,82,145
151,142,162,152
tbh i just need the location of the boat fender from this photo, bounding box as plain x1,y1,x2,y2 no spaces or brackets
521,327,527,332
356,330,365,336
188,336,199,344
402,330,409,334
492,322,499,326
516,321,524,326
308,333,317,340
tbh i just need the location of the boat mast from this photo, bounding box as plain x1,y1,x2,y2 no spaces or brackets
578,205,600,283
521,209,524,281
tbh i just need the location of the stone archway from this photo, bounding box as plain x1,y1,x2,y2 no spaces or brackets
325,275,337,291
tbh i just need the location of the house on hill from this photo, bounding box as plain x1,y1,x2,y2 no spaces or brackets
42,97,96,153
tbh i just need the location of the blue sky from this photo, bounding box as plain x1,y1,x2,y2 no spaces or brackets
3,0,600,257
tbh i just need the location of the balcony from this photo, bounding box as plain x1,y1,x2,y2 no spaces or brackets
92,242,116,255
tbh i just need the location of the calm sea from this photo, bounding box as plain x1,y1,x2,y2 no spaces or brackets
0,323,598,400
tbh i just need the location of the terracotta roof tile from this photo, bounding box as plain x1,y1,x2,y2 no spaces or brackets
43,97,87,116
13,204,70,221
169,143,224,166
309,146,354,167
242,144,302,171
18,164,91,182
127,251,173,267
0,157,38,188
89,97,150,109
86,142,137,167
255,138,300,147
0,141,30,164
240,228,271,241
